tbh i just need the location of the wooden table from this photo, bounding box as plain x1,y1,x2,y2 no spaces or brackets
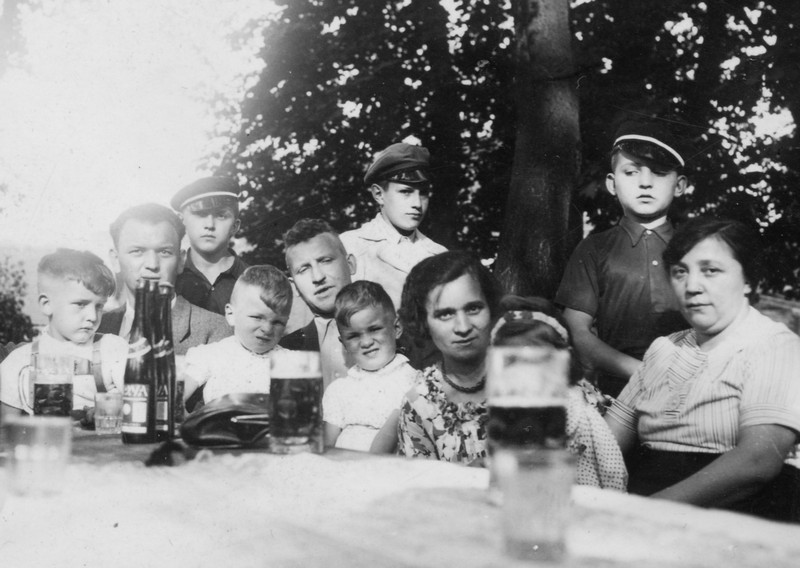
2,429,800,567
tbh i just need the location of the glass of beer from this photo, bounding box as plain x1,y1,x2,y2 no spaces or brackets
486,345,573,562
3,414,72,496
268,350,323,454
18,354,74,417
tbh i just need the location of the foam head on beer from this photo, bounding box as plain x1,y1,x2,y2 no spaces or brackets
334,281,401,372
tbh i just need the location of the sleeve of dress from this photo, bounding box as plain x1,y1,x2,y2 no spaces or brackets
605,336,669,432
739,331,800,433
322,380,346,428
397,388,437,459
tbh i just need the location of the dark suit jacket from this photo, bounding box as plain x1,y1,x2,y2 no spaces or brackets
98,296,232,356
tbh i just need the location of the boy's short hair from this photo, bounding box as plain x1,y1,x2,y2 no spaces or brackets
109,203,185,247
610,120,686,173
334,280,395,328
236,265,293,316
38,249,115,298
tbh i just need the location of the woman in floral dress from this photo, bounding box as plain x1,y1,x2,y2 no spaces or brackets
397,251,501,465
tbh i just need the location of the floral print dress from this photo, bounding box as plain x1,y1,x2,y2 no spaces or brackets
397,364,488,465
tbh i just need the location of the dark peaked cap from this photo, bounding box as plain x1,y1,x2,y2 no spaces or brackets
364,142,431,185
613,120,686,167
171,176,241,211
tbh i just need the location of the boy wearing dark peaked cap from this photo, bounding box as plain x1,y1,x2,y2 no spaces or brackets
172,176,249,315
340,142,446,309
556,120,690,397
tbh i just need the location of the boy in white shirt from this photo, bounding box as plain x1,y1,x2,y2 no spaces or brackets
182,265,292,405
0,249,127,417
322,280,418,453
340,143,446,309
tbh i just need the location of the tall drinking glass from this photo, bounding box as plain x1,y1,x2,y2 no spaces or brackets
486,345,573,562
269,350,323,454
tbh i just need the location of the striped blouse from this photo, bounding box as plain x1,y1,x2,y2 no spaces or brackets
607,306,800,455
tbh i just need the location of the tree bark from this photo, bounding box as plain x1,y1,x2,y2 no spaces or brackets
493,0,580,298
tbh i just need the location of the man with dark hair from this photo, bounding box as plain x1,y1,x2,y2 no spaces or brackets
99,203,232,355
279,218,356,389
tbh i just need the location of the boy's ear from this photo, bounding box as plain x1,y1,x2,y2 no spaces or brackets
673,175,688,197
394,316,403,339
369,184,385,206
224,303,235,327
108,247,121,274
233,217,242,235
38,293,53,317
604,173,617,197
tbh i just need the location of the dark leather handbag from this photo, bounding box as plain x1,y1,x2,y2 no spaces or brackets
179,392,270,447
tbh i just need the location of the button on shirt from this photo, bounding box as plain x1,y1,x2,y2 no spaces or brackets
555,216,687,361
175,250,248,315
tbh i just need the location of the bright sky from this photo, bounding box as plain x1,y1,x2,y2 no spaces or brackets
0,0,273,256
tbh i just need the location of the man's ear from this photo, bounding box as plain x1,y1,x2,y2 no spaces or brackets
109,247,121,274
346,253,357,276
39,293,53,317
673,175,688,197
394,316,403,339
369,184,385,206
605,173,617,197
224,303,235,327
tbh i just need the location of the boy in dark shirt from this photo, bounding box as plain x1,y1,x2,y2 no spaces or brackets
555,121,689,397
172,176,248,315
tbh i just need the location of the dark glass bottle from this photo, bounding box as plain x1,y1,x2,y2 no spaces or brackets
121,279,157,444
155,282,177,440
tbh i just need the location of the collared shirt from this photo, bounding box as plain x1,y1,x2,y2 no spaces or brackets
175,249,248,315
608,307,800,456
340,213,447,308
555,216,686,361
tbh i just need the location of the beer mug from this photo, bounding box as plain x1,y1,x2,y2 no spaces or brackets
268,350,323,454
485,345,574,561
18,354,74,417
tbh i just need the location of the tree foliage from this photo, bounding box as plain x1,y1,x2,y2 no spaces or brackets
0,257,34,344
220,0,800,297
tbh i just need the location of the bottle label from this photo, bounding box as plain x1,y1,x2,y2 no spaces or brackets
122,383,149,434
156,382,168,431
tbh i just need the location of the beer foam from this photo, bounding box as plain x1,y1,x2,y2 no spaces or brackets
488,395,567,408
270,350,322,378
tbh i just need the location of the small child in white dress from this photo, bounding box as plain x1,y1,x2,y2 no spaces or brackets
182,265,292,405
323,281,418,453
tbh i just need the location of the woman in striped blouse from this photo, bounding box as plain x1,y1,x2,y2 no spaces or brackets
606,216,800,522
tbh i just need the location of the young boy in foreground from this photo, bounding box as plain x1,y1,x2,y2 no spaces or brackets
555,120,689,397
172,176,248,315
0,249,128,415
340,142,446,309
181,265,292,405
322,280,418,453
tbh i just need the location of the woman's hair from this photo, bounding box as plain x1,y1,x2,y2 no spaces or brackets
399,251,502,343
491,295,582,384
662,216,761,300
334,280,395,328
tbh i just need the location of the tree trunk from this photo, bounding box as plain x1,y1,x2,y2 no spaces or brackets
493,0,580,298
